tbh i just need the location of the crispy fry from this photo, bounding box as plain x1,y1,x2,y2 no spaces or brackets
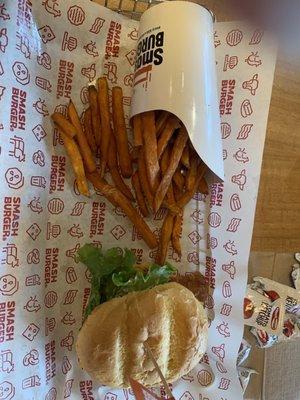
57,127,89,197
137,150,154,211
157,116,180,159
132,171,149,217
156,212,174,265
160,146,175,205
51,112,77,138
172,211,183,256
173,167,185,190
130,146,139,163
112,86,133,178
132,114,143,147
186,156,198,191
198,176,209,194
181,144,190,169
68,100,97,173
155,111,169,137
154,128,188,212
87,172,157,249
88,86,102,147
178,164,207,208
83,108,97,153
141,111,160,191
97,77,112,177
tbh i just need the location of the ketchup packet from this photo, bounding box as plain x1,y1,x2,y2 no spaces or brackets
253,277,300,316
244,286,285,335
238,366,258,393
237,339,251,366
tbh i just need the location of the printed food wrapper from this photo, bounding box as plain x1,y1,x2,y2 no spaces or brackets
0,1,276,399
131,1,224,180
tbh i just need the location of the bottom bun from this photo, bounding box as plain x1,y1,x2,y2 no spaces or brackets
76,282,208,388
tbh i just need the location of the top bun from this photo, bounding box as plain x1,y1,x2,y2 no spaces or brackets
76,282,208,388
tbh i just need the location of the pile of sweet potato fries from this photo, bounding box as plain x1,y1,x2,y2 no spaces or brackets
51,77,208,264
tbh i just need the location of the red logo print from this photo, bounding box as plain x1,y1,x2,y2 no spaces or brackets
66,244,80,261
33,98,49,116
62,356,72,375
216,361,227,374
226,29,243,46
211,343,225,362
2,244,19,268
0,273,18,295
220,303,232,316
226,218,241,233
68,224,83,238
222,281,232,298
45,387,57,400
232,169,247,190
84,41,99,57
5,167,24,189
81,63,96,82
214,31,221,47
31,176,46,188
16,32,31,59
22,375,41,388
0,28,8,53
63,290,78,305
27,249,40,264
44,291,58,308
111,225,126,240
32,150,45,166
233,148,249,163
32,124,47,141
23,349,39,366
71,201,86,216
128,28,138,40
61,331,74,351
0,350,14,373
249,29,264,45
187,252,200,266
0,381,15,400
37,52,52,70
25,274,41,286
242,74,259,95
240,99,253,118
90,17,105,34
67,5,85,25
218,378,231,390
179,391,195,400
64,379,74,398
38,25,56,44
24,296,41,313
230,193,241,211
104,61,117,84
124,73,134,87
61,312,76,325
28,197,43,214
245,51,262,67
223,240,238,256
65,267,77,284
46,222,61,239
188,230,201,245
220,122,231,139
208,212,221,228
223,55,238,71
22,323,40,341
47,198,64,214
12,61,30,85
125,49,136,66
0,3,10,20
190,210,203,224
207,234,218,249
61,31,77,52
45,317,56,336
42,0,61,18
26,223,41,240
197,370,213,387
9,135,25,162
217,322,230,338
222,261,236,280
35,76,52,92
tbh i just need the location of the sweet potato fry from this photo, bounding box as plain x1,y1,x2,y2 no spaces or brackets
132,114,143,147
198,176,209,194
178,164,207,208
154,127,188,212
68,100,97,173
83,108,97,153
181,144,190,169
156,212,175,265
88,86,102,147
155,111,169,137
97,77,112,176
172,211,183,256
130,147,139,163
51,112,77,138
57,127,89,197
112,86,133,178
157,116,180,159
132,171,149,217
185,155,198,191
87,172,157,249
141,111,160,191
137,150,154,211
160,146,175,205
173,167,185,190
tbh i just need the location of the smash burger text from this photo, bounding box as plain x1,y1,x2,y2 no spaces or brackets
135,30,164,70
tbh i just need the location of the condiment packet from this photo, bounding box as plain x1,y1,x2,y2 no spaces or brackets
253,277,300,316
236,339,251,367
244,286,285,335
238,366,258,393
291,264,300,290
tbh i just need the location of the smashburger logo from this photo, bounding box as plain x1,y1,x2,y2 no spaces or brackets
134,30,164,90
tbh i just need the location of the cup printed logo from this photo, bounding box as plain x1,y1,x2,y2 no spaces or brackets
134,30,165,90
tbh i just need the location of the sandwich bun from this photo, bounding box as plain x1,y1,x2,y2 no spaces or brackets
76,282,208,388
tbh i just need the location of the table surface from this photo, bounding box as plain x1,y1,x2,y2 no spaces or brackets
93,0,300,252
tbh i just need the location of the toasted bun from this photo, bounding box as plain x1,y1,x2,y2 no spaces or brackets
76,282,208,388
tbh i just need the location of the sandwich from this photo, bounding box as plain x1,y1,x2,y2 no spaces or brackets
76,244,208,388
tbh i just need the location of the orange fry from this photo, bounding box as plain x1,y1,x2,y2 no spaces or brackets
141,111,160,191
172,211,183,256
154,128,188,212
157,116,180,159
110,167,134,201
87,172,157,249
178,164,207,208
156,212,174,265
160,146,175,205
112,86,133,178
198,176,209,194
132,114,143,147
155,111,169,137
186,156,198,191
57,128,89,197
51,112,76,138
173,167,185,190
132,171,149,217
68,100,96,173
88,86,102,147
137,150,154,211
181,144,190,169
97,77,112,176
83,108,97,153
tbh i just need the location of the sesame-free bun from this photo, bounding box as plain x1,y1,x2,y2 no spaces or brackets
76,282,208,388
